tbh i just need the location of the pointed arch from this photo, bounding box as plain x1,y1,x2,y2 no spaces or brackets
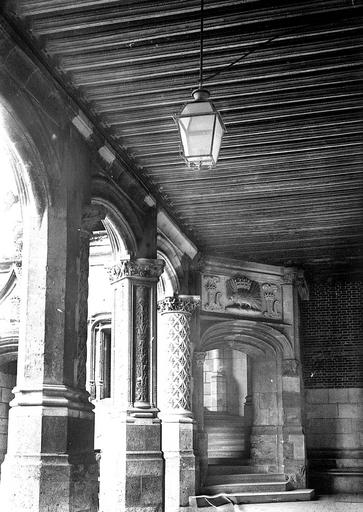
200,319,294,359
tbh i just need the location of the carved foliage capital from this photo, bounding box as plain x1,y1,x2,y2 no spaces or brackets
193,351,206,368
108,258,165,282
158,295,200,315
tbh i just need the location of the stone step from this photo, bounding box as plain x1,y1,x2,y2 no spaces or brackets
207,459,267,472
207,426,245,433
208,432,246,439
189,489,315,508
208,451,249,460
206,473,286,485
208,465,268,474
208,439,246,448
202,481,288,494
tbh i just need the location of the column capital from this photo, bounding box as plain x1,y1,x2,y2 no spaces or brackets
158,295,200,315
108,257,165,283
193,351,206,368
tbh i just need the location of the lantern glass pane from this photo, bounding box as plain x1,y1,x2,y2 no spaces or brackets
212,116,224,163
179,114,215,157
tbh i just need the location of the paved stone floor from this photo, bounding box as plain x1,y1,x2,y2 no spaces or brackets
184,494,363,512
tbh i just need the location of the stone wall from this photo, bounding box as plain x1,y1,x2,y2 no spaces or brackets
305,387,363,492
0,363,16,477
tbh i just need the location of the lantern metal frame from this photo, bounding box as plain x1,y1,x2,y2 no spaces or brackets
174,0,225,169
175,88,225,169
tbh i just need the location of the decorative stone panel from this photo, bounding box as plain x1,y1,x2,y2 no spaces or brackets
201,273,282,319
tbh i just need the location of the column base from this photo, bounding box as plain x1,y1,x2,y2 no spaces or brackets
0,454,98,512
0,387,98,512
99,414,163,512
162,420,196,512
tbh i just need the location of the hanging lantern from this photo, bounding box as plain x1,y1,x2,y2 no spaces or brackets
176,88,225,169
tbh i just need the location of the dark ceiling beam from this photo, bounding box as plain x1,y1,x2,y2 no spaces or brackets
58,25,362,71
24,0,353,32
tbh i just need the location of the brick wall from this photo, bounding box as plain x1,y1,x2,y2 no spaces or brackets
301,279,363,388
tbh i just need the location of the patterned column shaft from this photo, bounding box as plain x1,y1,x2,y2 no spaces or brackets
158,296,199,416
109,258,164,413
134,284,151,406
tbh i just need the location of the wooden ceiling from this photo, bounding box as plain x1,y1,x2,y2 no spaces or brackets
2,0,363,276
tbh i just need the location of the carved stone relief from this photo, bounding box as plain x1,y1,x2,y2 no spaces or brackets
134,285,150,405
158,296,199,414
201,273,282,319
109,258,164,282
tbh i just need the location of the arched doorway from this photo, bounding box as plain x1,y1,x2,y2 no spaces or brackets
203,348,251,462
195,317,306,493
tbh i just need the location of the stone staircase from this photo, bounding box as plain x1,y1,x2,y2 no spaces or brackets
205,412,248,460
190,459,314,508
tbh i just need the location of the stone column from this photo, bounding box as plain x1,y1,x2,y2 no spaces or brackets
0,204,105,512
99,258,165,512
192,351,208,490
157,295,200,512
210,349,228,412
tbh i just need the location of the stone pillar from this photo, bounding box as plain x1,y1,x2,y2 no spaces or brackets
192,351,208,490
281,270,308,488
157,295,200,512
210,349,228,412
99,258,164,512
0,204,104,512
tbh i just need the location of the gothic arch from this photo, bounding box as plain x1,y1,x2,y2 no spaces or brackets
91,176,142,258
157,249,180,299
200,319,294,360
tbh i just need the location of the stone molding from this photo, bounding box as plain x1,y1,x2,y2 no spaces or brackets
158,295,200,315
108,258,165,282
10,384,94,412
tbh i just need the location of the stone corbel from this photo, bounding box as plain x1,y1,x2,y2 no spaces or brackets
282,268,309,301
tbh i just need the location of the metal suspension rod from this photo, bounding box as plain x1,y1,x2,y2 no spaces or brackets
199,0,204,89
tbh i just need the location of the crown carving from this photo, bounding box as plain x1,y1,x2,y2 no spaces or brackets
228,275,252,292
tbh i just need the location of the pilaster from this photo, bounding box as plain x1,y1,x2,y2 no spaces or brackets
99,257,164,512
157,295,200,511
281,269,308,488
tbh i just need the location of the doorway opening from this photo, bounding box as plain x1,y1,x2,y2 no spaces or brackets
203,348,252,463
